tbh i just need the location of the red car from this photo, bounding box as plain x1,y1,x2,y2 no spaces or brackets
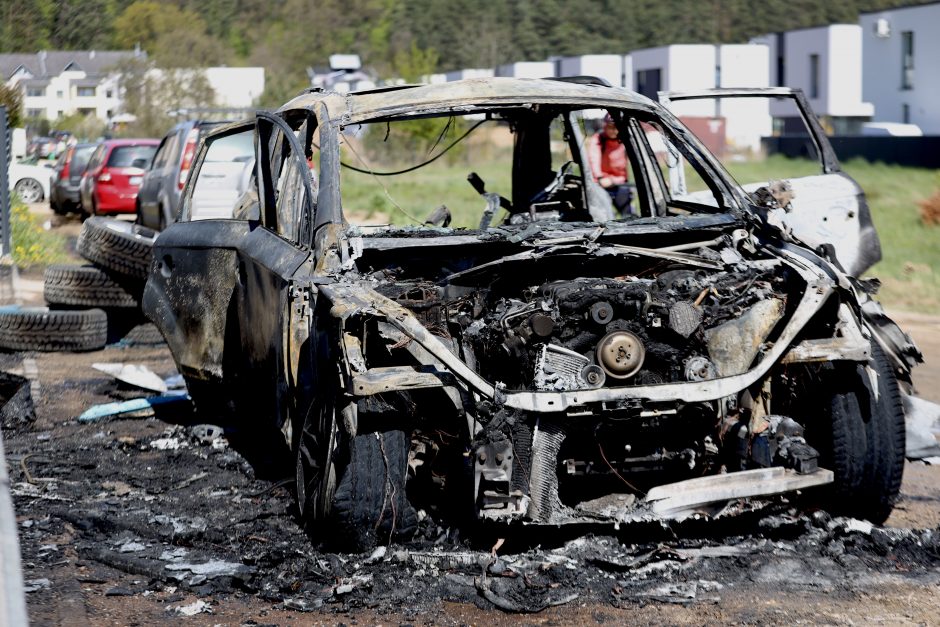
80,139,159,216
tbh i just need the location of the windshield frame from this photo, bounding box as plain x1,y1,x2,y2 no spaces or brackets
302,92,754,234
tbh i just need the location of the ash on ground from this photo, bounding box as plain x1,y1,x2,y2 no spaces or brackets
4,347,940,624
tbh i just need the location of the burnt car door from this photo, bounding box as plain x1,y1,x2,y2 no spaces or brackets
659,88,880,276
231,111,317,425
143,114,316,426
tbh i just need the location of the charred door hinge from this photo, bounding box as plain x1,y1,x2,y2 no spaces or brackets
290,281,316,321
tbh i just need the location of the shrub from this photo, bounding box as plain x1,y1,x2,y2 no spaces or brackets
9,196,71,268
918,189,940,226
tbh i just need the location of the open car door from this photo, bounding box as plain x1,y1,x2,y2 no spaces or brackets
659,88,880,276
143,113,317,428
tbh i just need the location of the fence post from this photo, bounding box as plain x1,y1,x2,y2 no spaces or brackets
0,106,17,305
0,106,10,257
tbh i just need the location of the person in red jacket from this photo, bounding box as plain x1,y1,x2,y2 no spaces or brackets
587,114,634,216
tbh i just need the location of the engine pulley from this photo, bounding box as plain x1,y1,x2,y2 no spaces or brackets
595,330,645,379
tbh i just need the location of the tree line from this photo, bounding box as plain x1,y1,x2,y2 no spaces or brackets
0,0,917,106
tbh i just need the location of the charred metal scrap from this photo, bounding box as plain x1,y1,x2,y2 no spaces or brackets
143,78,922,551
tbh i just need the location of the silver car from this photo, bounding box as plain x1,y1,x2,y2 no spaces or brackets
137,120,254,229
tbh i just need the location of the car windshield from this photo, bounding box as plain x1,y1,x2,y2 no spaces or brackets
338,105,730,230
71,145,96,173
108,145,157,168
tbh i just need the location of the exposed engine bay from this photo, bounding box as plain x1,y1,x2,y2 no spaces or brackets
331,223,846,526
376,262,784,393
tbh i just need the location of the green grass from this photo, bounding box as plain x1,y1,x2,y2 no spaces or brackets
340,148,513,229
10,194,72,269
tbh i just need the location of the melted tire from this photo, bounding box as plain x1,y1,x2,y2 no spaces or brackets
0,308,108,352
43,264,141,308
77,217,156,280
331,430,418,552
827,342,906,523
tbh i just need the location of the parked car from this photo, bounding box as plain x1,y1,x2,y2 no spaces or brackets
50,143,98,214
79,139,159,217
27,136,58,160
8,161,52,204
144,79,921,551
138,120,253,230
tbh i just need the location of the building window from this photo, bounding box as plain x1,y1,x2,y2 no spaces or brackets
901,31,914,90
902,103,910,124
809,54,819,99
635,69,662,100
105,89,113,98
77,86,96,97
26,108,43,118
775,32,786,86
56,90,64,99
26,87,44,98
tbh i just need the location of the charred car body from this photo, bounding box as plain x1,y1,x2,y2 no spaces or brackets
143,79,921,549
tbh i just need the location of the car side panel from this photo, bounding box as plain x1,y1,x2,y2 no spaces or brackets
143,220,251,382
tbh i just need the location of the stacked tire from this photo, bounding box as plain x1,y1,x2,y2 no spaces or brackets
0,218,158,353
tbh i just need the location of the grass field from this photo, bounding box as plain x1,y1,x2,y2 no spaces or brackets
340,143,514,229
724,156,940,314
341,151,939,314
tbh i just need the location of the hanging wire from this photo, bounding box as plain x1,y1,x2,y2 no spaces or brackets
339,132,426,224
339,118,488,176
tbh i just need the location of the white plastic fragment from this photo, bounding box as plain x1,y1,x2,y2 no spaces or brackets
150,438,184,451
93,363,168,393
166,600,211,616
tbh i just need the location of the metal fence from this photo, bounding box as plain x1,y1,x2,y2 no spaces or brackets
0,106,11,257
763,135,940,169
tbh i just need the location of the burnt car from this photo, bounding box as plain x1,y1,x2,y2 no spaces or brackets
143,78,921,550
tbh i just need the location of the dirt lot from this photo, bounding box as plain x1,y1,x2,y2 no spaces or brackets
4,203,940,625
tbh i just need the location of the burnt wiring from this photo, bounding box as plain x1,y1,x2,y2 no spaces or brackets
340,118,488,176
375,432,399,549
597,442,646,497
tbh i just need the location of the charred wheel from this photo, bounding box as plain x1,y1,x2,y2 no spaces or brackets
820,341,906,523
331,429,418,552
294,394,340,532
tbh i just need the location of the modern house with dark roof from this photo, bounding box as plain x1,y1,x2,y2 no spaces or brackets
860,1,940,134
0,49,143,122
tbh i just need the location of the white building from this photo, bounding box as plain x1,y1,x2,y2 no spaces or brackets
629,44,771,152
630,45,717,116
716,44,772,152
307,54,375,93
202,67,265,109
494,61,555,79
754,25,873,134
444,68,494,82
553,55,625,88
2,51,265,123
1,50,139,122
860,2,940,134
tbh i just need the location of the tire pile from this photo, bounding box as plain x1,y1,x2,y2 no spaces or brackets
0,218,158,352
